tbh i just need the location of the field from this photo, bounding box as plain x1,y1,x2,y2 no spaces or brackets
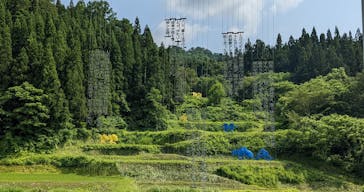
0,172,136,192
0,129,363,192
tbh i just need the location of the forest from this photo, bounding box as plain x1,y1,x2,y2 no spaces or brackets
0,0,363,191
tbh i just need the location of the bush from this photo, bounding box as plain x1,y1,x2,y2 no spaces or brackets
0,154,120,176
216,164,306,187
82,144,161,155
146,187,201,192
0,83,50,154
119,130,203,145
115,129,305,157
0,188,24,192
55,156,120,176
168,120,262,132
76,127,92,141
96,116,127,130
293,115,364,176
162,134,231,156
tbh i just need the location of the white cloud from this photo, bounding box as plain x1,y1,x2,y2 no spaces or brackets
272,0,304,14
166,0,304,39
166,0,264,38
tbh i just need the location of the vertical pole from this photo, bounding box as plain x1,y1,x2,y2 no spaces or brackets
362,0,364,71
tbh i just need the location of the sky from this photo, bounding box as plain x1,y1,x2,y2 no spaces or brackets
61,0,362,53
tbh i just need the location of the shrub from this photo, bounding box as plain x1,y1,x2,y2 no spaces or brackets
54,156,120,176
76,127,92,141
96,116,127,130
163,134,231,156
216,164,306,187
0,82,50,154
0,154,120,176
168,120,261,132
82,144,161,155
146,187,201,192
0,188,24,192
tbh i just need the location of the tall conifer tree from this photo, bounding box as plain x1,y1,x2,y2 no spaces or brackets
142,26,162,90
64,33,87,125
11,48,29,86
0,2,12,90
40,44,73,130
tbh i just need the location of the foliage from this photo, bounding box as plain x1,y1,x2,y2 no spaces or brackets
176,92,208,120
82,144,161,155
168,120,261,132
163,136,230,156
216,164,306,187
345,72,364,118
129,88,169,131
206,98,260,123
96,116,127,130
0,1,364,186
277,68,352,127
145,187,201,192
208,81,226,105
0,173,136,192
292,114,364,177
0,82,51,154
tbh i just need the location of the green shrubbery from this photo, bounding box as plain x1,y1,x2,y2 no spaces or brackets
0,188,24,192
96,116,128,130
167,120,261,132
291,114,364,177
0,154,119,176
0,83,50,155
102,129,307,156
82,144,161,155
216,164,307,187
56,156,120,176
145,187,202,192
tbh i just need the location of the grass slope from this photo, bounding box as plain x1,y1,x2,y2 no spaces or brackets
0,129,363,192
0,172,136,192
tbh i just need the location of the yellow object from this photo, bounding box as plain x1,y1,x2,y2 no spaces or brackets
100,134,118,144
192,92,202,98
179,113,188,122
110,134,119,143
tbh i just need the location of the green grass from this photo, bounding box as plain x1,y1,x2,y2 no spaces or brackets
1,153,363,192
0,129,363,192
0,173,137,192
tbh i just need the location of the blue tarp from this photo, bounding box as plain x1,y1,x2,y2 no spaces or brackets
223,123,235,132
256,148,273,160
231,147,273,161
232,147,254,160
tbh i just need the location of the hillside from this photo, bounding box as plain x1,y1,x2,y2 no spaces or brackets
0,129,363,191
0,0,364,191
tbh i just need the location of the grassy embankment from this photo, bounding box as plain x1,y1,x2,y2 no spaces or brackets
0,128,363,192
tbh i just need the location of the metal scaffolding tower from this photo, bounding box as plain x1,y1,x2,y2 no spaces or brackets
165,18,187,48
252,60,275,133
87,50,111,127
165,17,187,103
222,31,244,96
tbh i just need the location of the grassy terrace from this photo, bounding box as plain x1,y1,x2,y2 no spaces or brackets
0,149,363,191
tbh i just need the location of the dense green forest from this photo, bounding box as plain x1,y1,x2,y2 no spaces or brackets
0,0,364,191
